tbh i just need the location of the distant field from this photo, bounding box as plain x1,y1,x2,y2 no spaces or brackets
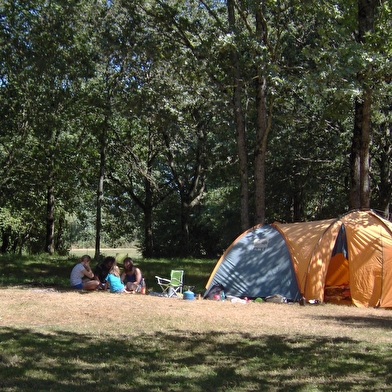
69,247,141,259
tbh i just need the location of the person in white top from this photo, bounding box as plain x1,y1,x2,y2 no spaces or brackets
70,255,100,290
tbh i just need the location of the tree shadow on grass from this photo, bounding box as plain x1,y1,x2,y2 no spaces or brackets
313,314,392,329
1,327,392,392
0,256,74,288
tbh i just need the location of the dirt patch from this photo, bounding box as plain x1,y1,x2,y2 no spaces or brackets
2,288,392,343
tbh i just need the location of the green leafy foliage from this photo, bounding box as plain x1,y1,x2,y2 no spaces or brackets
0,0,391,257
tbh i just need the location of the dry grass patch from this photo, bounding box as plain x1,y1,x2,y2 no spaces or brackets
2,287,392,339
2,288,392,391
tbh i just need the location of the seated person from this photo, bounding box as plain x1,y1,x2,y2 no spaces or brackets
121,257,146,293
70,255,100,290
94,256,115,289
105,262,131,294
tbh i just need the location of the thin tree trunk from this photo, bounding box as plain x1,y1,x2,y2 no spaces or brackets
350,94,372,209
143,170,153,257
349,110,362,209
1,231,10,253
45,181,55,255
95,127,106,260
180,201,191,256
254,5,274,225
45,185,55,255
359,87,371,207
55,212,65,251
143,205,153,257
228,0,250,231
254,70,268,225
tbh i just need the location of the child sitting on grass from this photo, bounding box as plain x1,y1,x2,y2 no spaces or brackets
70,255,100,291
105,263,132,294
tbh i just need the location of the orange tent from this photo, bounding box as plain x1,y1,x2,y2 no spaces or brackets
273,210,392,307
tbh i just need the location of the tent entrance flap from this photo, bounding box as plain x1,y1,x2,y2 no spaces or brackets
326,225,349,287
324,225,351,303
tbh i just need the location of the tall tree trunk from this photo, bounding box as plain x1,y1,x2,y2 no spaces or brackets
228,0,250,231
180,200,191,256
1,231,10,253
349,0,375,209
46,184,55,254
292,190,304,222
143,201,153,257
359,87,371,206
254,70,269,225
349,113,362,209
254,5,271,225
350,92,372,209
45,169,55,255
143,150,154,257
55,212,65,252
95,127,106,260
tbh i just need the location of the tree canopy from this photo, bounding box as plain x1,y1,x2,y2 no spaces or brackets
1,0,391,258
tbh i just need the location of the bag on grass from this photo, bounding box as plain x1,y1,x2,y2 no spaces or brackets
264,294,287,303
204,283,225,300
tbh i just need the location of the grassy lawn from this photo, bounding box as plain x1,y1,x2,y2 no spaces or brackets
1,253,392,391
